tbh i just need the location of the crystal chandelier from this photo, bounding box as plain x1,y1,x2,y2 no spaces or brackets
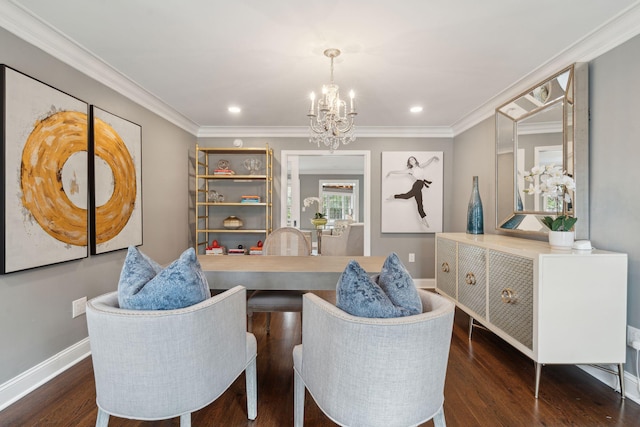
307,48,357,151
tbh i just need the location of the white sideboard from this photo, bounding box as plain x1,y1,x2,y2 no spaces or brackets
435,232,628,398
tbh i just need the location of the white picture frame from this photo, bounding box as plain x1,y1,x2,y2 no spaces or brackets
381,151,444,233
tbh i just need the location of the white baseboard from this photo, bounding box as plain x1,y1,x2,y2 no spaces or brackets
415,278,435,289
577,364,640,404
0,338,91,411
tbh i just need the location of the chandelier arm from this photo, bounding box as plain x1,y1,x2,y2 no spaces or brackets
309,119,328,134
332,118,355,133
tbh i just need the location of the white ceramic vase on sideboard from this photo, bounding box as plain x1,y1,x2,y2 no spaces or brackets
548,230,574,249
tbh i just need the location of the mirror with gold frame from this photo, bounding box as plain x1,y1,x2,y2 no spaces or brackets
495,63,589,239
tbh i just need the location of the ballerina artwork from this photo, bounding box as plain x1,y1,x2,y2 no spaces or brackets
381,151,444,233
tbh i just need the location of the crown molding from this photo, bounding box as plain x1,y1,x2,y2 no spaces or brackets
0,1,200,135
451,1,640,137
197,126,454,139
3,0,640,139
518,121,562,135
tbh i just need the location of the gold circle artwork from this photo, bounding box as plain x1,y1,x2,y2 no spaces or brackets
92,116,137,244
20,111,137,247
21,111,89,246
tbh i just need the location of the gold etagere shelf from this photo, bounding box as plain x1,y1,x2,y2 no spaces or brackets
194,144,273,254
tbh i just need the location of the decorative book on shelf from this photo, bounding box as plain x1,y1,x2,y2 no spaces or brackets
213,169,235,175
241,195,261,203
205,247,226,255
249,246,263,255
227,248,247,255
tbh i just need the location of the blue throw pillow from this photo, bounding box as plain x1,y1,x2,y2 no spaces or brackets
118,246,210,310
336,260,406,318
376,252,422,315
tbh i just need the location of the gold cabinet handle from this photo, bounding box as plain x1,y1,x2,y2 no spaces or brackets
465,272,476,285
501,288,516,304
441,262,450,273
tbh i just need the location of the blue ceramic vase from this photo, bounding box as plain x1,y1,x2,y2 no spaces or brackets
466,176,484,234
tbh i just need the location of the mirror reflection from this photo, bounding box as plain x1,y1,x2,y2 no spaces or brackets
495,64,589,238
280,150,370,255
516,102,563,213
319,180,360,225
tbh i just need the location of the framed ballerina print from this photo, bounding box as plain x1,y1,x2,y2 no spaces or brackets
381,151,443,233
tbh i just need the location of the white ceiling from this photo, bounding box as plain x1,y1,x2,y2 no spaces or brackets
2,0,640,138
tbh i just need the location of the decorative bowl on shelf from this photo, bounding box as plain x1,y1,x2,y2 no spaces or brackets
223,216,243,229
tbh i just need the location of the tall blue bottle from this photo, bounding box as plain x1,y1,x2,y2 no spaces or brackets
466,176,484,234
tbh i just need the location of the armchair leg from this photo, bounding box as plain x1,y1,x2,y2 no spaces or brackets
95,408,109,427
179,413,191,427
432,406,447,427
294,368,305,427
247,311,254,333
246,356,258,420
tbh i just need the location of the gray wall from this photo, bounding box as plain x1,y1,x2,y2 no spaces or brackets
451,117,496,234
0,28,195,384
197,137,454,279
590,34,640,370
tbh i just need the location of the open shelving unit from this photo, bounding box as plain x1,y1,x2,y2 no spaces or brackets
195,144,273,254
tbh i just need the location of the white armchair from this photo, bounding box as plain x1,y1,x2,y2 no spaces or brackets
86,285,257,426
321,222,364,256
293,290,455,427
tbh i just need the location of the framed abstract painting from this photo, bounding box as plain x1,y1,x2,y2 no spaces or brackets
89,106,142,255
1,65,89,274
381,151,444,233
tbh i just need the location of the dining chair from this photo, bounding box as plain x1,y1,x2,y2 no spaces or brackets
247,227,311,334
322,222,364,256
86,286,257,426
293,290,455,427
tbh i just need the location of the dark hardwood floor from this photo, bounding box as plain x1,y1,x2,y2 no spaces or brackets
1,291,639,426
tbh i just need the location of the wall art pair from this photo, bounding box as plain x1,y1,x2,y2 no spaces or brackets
1,65,142,274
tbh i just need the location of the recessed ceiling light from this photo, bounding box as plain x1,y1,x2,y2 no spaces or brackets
410,106,423,113
228,106,241,113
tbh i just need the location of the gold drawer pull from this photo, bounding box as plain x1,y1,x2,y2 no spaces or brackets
501,288,516,304
465,272,476,285
441,262,450,273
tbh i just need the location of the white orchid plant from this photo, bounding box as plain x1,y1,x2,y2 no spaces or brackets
523,164,577,231
303,196,325,219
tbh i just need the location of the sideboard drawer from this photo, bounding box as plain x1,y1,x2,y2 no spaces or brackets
436,237,457,299
457,243,486,318
488,250,534,350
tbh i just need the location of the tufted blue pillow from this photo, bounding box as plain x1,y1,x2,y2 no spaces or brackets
336,260,406,318
118,246,210,310
376,252,422,315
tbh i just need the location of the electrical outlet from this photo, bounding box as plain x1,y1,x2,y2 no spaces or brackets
408,253,415,263
72,297,87,318
627,325,640,347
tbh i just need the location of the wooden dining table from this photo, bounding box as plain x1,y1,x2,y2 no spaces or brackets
198,255,386,290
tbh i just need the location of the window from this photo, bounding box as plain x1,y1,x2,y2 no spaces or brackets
319,180,358,226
